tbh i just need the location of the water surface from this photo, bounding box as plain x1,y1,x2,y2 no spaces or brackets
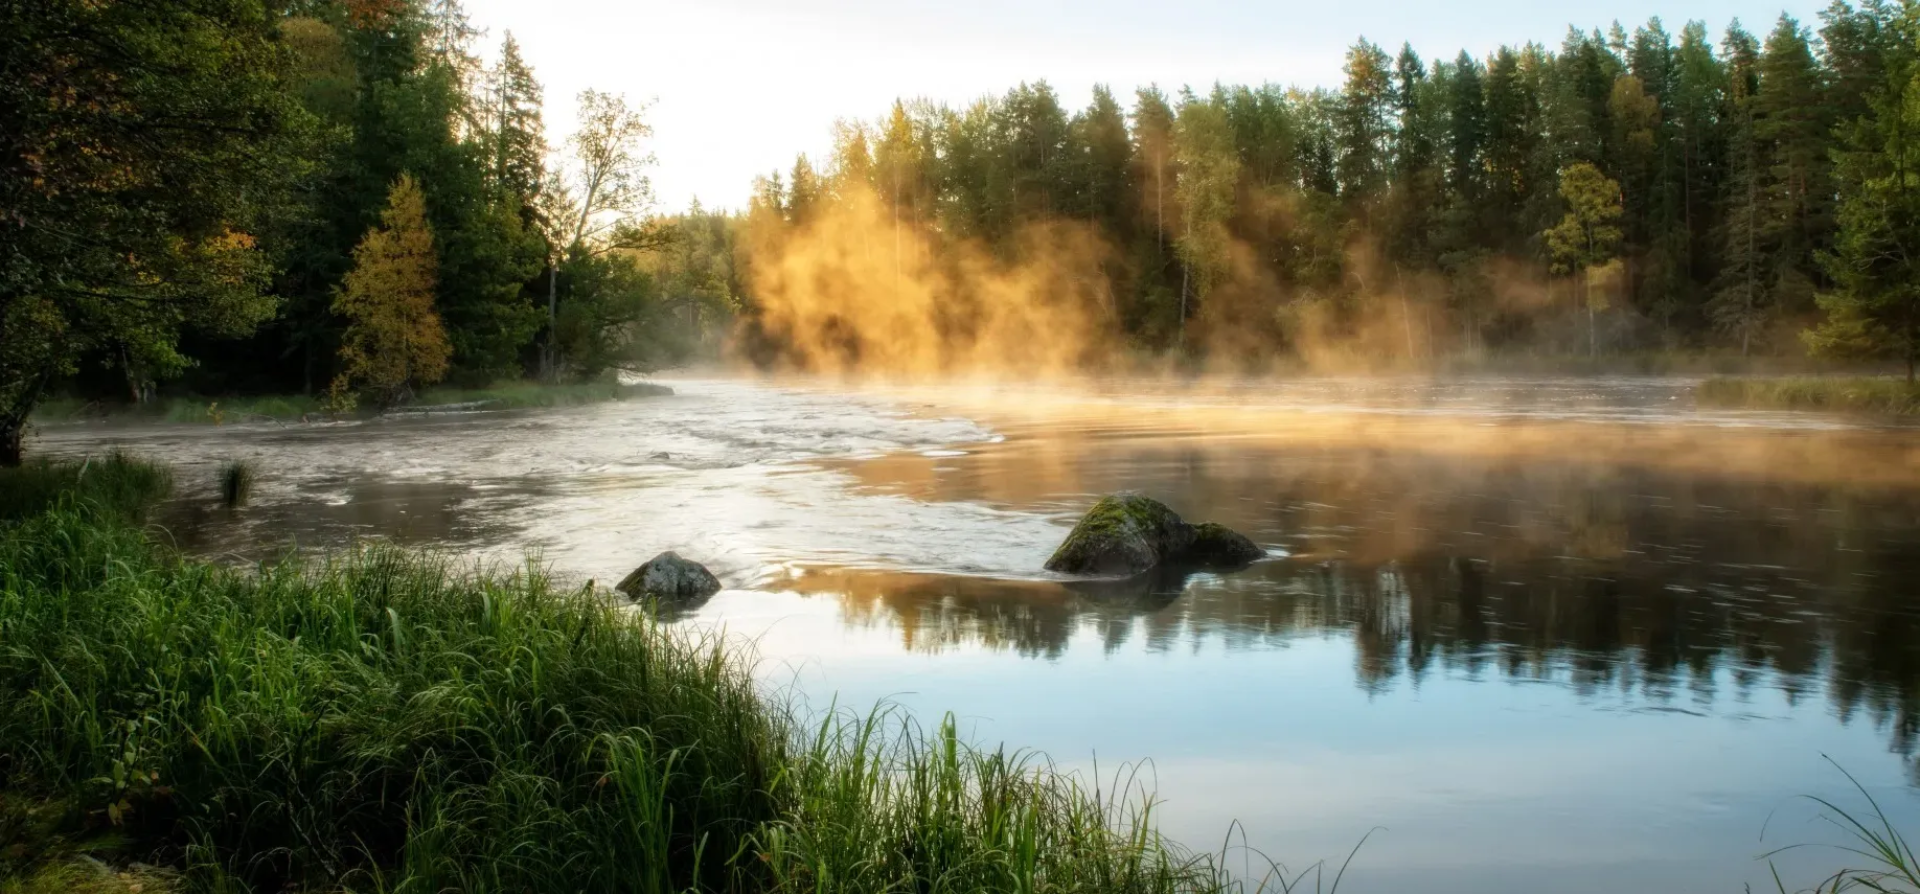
30,376,1920,893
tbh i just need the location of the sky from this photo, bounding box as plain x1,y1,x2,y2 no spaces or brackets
461,0,1830,213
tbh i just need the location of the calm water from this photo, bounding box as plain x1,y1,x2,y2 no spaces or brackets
29,376,1920,893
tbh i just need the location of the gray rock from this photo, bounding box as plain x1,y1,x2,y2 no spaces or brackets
1044,493,1264,577
616,551,721,601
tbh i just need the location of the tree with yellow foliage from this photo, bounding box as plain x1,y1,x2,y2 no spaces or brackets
333,175,451,406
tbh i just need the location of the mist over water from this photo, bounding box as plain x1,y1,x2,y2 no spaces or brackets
29,374,1920,894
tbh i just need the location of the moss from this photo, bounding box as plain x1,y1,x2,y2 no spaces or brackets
1044,493,1194,576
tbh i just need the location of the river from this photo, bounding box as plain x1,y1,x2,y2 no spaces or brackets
27,375,1920,894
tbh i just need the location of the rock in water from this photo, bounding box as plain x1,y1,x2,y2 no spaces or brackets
616,552,722,601
1045,493,1267,577
1044,492,1198,576
1186,522,1265,568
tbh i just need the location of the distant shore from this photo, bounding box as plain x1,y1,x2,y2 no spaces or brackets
1696,375,1920,415
29,379,673,426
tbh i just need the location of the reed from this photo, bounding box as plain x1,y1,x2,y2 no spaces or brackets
216,459,256,508
1760,762,1920,894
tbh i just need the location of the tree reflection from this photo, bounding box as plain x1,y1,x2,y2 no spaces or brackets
779,450,1920,778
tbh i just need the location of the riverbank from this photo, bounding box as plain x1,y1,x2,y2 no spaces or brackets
1696,376,1920,415
0,457,1241,894
29,380,673,426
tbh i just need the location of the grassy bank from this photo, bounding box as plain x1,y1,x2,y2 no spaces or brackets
29,380,672,426
1696,376,1920,415
0,459,1242,894
0,451,173,523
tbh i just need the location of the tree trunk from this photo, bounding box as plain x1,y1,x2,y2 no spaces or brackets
545,262,559,381
0,419,21,468
2,367,53,467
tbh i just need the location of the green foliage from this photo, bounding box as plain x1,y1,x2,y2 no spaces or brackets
0,0,315,463
1810,60,1920,380
1545,162,1626,285
728,5,1920,368
552,252,687,380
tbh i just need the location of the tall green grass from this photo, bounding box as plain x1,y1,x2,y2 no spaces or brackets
1698,376,1920,415
0,496,1247,893
0,452,172,523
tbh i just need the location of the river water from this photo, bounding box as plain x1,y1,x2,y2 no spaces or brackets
28,375,1920,893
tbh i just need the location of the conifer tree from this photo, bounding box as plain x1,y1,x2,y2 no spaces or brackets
488,33,547,211
1712,21,1767,354
334,175,451,404
1810,61,1920,380
1336,39,1396,213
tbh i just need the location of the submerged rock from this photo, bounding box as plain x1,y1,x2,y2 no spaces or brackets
1185,522,1265,569
1044,492,1196,576
617,382,674,398
616,551,721,601
1044,493,1264,577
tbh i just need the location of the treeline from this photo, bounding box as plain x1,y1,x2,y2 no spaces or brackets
202,0,737,397
1,0,731,463
737,1,1920,374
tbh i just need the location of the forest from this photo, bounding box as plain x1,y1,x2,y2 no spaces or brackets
739,1,1920,376
0,0,735,464
8,0,1920,464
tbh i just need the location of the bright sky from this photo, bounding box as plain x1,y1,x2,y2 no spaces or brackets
462,0,1828,213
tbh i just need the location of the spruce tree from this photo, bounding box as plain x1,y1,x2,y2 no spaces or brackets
1809,59,1920,380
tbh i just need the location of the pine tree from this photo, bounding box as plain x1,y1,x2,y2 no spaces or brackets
1336,39,1396,213
1671,21,1727,321
1071,85,1136,236
1481,47,1536,252
1001,81,1072,221
788,155,821,224
334,174,451,404
1754,14,1831,318
1447,51,1486,199
1712,22,1767,354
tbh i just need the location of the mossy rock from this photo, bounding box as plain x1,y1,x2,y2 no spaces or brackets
1186,522,1265,569
1043,492,1196,576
